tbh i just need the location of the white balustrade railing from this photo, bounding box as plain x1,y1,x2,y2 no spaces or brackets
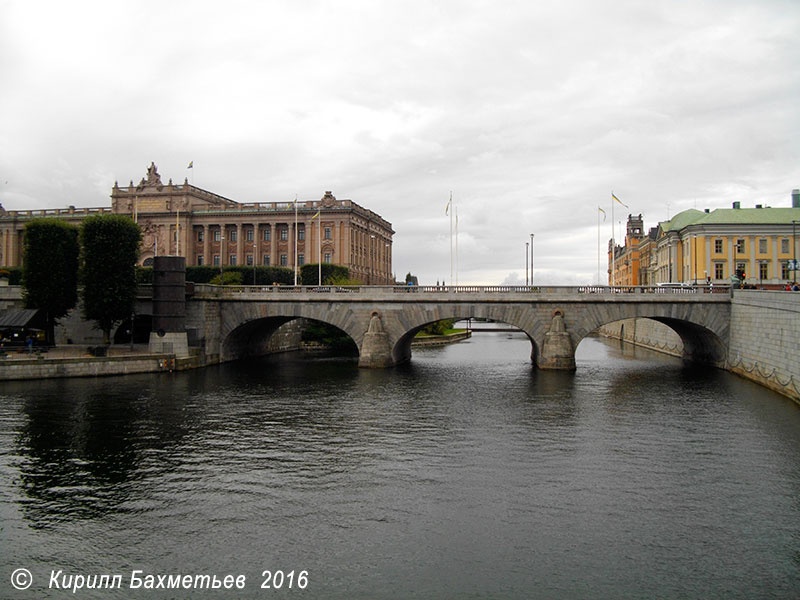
191,284,731,297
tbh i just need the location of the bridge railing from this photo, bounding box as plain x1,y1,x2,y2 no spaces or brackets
191,283,731,297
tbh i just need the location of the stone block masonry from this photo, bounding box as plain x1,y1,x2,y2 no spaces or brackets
728,290,800,403
597,318,684,358
0,354,181,381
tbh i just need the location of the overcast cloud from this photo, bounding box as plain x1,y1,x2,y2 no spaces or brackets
1,0,798,285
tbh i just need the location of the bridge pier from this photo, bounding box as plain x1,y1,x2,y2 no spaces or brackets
537,310,576,370
358,311,395,368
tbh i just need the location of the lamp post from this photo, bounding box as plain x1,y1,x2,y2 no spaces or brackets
530,233,535,286
219,230,224,279
385,243,390,285
370,235,375,285
525,242,529,286
793,220,799,285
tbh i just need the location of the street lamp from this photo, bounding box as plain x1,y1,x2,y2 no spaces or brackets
370,235,376,285
525,242,529,286
219,230,225,278
793,220,799,284
530,233,535,286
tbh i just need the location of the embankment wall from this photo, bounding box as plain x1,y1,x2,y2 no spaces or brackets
727,290,800,402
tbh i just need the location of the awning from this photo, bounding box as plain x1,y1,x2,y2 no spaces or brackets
0,309,42,329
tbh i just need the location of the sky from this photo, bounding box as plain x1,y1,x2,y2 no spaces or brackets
1,0,799,285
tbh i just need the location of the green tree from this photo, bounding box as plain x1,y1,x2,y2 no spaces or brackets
300,263,351,285
421,319,456,335
22,219,80,344
80,214,141,344
209,271,243,286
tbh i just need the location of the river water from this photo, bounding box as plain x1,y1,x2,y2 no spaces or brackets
1,330,799,599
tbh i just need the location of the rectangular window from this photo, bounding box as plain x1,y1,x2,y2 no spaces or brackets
759,262,768,280
781,238,790,254
280,228,288,241
197,255,204,266
246,229,254,242
198,230,204,242
298,254,304,266
246,254,253,266
263,255,270,266
230,255,237,266
781,262,790,279
758,238,767,254
323,252,331,263
714,263,724,279
298,228,305,241
230,231,237,242
213,255,220,266
714,239,723,254
214,230,221,242
736,238,745,253
280,254,288,266
264,229,271,241
324,227,332,240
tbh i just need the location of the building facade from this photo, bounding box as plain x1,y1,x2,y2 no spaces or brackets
1,163,395,284
608,191,800,286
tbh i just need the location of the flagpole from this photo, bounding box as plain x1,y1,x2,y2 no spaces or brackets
597,207,601,285
448,192,453,286
317,212,321,285
455,206,459,286
176,208,180,256
611,194,615,287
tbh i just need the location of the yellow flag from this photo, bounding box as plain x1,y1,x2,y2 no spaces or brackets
612,193,628,208
312,210,320,219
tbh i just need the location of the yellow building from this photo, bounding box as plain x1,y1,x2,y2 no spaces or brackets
608,191,800,287
656,201,800,286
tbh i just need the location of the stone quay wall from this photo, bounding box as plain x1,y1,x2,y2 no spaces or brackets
728,290,800,402
597,318,684,358
0,354,179,381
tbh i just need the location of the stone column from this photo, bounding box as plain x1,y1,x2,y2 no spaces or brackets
270,225,277,268
236,223,243,266
203,224,210,266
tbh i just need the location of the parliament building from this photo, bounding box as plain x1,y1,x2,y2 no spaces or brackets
1,163,395,284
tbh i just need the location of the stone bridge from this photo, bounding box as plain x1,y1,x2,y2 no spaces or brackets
185,284,732,370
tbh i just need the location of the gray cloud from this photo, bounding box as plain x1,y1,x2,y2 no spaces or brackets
1,0,798,284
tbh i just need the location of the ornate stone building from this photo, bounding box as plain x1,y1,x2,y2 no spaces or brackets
1,164,395,284
607,191,800,286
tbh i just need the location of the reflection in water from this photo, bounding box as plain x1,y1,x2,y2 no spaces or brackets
1,332,799,599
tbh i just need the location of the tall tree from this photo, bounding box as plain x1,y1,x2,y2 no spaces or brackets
22,219,80,344
80,214,141,344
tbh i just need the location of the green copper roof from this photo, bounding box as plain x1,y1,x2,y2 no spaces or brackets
660,206,800,232
660,209,705,232
695,206,800,225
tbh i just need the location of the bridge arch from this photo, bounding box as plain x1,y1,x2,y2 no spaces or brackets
217,302,367,363
387,304,541,366
567,302,729,367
